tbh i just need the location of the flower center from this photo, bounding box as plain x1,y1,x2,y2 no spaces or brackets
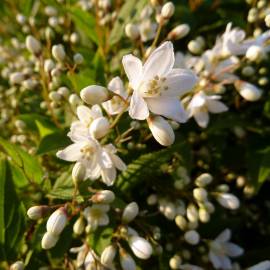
210,241,226,256
80,144,94,160
140,75,169,97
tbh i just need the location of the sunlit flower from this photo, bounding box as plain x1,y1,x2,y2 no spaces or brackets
122,41,197,122
209,229,244,270
186,91,228,128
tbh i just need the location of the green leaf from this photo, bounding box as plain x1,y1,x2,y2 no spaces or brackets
109,0,148,45
68,6,99,45
36,130,71,155
0,157,26,260
35,120,58,138
0,138,43,184
258,148,270,186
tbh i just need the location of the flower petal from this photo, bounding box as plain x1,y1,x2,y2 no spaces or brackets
142,41,174,80
108,76,128,98
224,243,244,257
147,96,188,123
218,255,232,270
101,167,116,186
122,54,143,90
98,214,109,226
77,105,93,124
207,100,228,114
111,154,127,171
56,142,83,162
193,110,209,128
129,90,149,120
216,229,231,243
209,251,222,269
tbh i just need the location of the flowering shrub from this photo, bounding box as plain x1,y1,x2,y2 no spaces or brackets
1,0,270,269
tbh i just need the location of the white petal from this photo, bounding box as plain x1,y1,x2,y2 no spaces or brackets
194,110,209,128
247,261,270,270
142,41,174,81
218,255,232,270
162,69,197,97
216,229,231,243
56,142,83,162
122,54,143,90
129,90,149,120
77,105,93,124
100,150,114,168
91,105,103,118
147,96,188,123
189,92,207,108
108,76,127,98
68,122,89,142
111,154,127,171
207,100,228,114
223,243,244,257
101,167,116,186
209,251,222,269
98,214,109,226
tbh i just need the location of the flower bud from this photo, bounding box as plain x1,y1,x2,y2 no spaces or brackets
148,116,175,146
246,45,265,62
167,24,190,40
57,86,69,97
147,194,158,205
265,14,270,27
46,207,68,235
175,215,187,230
161,2,175,19
241,66,255,77
186,204,198,223
128,235,153,259
122,202,139,223
70,32,80,44
49,91,62,102
41,231,59,249
217,193,240,210
22,79,37,90
73,216,85,235
73,53,84,64
10,72,24,85
80,85,109,105
235,81,262,101
72,162,86,184
163,202,176,220
195,173,213,187
69,93,81,106
26,35,41,54
27,205,49,220
188,40,202,54
16,14,26,24
125,23,140,40
10,261,24,270
101,245,117,266
184,230,200,245
193,188,208,202
169,255,182,269
198,208,210,223
120,250,136,270
89,117,110,139
44,59,55,73
91,190,115,204
52,44,66,62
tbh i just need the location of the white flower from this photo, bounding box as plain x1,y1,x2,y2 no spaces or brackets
216,193,240,210
247,261,270,270
102,76,128,115
83,204,110,230
186,91,228,128
139,19,157,42
209,229,244,270
70,244,88,268
122,41,197,122
56,136,126,185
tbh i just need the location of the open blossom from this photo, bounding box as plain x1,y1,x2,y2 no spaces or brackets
209,229,244,270
102,76,128,115
122,41,197,123
56,136,126,185
186,91,228,128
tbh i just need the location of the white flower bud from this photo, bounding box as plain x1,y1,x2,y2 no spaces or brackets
45,6,57,16
91,190,115,204
26,35,41,54
169,255,182,269
73,216,85,235
44,59,55,73
175,215,187,230
69,93,81,106
125,23,140,40
217,193,240,210
198,208,210,223
72,162,86,184
101,245,117,266
193,188,208,202
46,207,68,235
122,202,139,223
241,66,255,77
89,117,110,139
27,205,48,220
22,79,37,90
265,14,270,27
187,204,198,223
10,72,24,85
161,2,175,19
195,173,213,187
52,44,66,62
16,14,26,24
70,32,80,44
41,231,59,249
73,53,84,64
184,230,200,245
48,16,59,28
148,116,175,146
204,201,215,213
188,40,202,54
147,194,158,205
246,45,265,62
236,81,262,101
57,86,69,97
168,24,190,40
163,202,176,220
80,85,109,105
49,91,62,102
10,261,24,270
120,250,136,270
128,236,153,259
